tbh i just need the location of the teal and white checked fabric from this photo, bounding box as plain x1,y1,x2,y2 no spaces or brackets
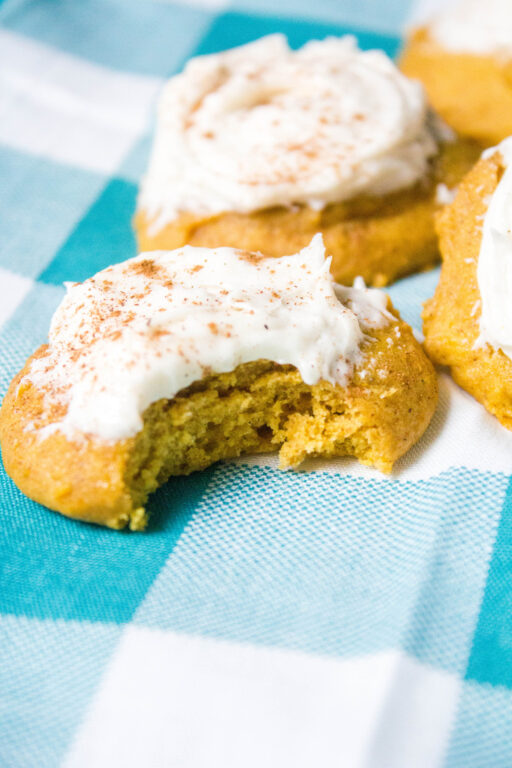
1,1,512,765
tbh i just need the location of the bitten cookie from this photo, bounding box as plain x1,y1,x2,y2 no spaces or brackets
135,34,480,287
423,139,512,429
0,237,437,530
401,0,512,147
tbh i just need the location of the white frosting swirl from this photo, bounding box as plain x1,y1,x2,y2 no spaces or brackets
429,0,512,56
477,138,512,359
139,35,437,230
25,235,392,441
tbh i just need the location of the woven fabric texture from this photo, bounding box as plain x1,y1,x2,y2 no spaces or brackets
0,1,511,766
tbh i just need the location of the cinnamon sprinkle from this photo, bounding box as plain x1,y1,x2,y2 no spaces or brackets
129,259,163,279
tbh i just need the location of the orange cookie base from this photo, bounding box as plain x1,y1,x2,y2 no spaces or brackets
401,28,512,147
423,151,512,429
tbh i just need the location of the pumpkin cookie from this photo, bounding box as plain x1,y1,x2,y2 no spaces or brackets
401,0,512,147
135,34,479,287
0,237,437,529
423,139,512,429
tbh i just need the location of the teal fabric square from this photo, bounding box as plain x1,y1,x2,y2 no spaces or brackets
0,468,215,624
466,478,512,689
231,0,413,35
0,146,106,279
195,10,401,59
445,679,512,767
0,614,120,768
39,178,138,285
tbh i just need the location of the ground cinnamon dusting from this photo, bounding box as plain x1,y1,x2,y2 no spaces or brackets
129,259,163,278
150,328,170,339
235,250,267,264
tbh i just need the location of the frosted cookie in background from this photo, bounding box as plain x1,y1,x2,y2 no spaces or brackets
0,237,437,530
423,138,512,430
135,35,480,287
401,0,512,147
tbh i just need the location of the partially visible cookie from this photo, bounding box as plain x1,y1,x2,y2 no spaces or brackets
423,140,512,429
401,0,512,147
0,238,437,530
135,34,480,287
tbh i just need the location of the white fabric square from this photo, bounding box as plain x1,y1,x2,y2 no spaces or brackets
0,30,163,174
0,267,33,329
64,628,459,768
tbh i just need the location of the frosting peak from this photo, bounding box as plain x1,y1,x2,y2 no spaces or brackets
25,236,392,441
139,35,437,230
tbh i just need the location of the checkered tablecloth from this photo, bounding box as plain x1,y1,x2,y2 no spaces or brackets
1,0,512,766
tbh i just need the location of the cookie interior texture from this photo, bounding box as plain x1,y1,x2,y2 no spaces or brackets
423,151,512,429
135,138,481,288
0,317,437,530
400,29,512,147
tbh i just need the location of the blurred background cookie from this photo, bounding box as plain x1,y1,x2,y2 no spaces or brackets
401,0,512,147
135,34,480,286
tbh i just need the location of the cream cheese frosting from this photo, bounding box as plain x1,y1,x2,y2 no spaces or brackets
138,34,438,231
25,235,392,441
477,138,512,359
429,0,512,56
